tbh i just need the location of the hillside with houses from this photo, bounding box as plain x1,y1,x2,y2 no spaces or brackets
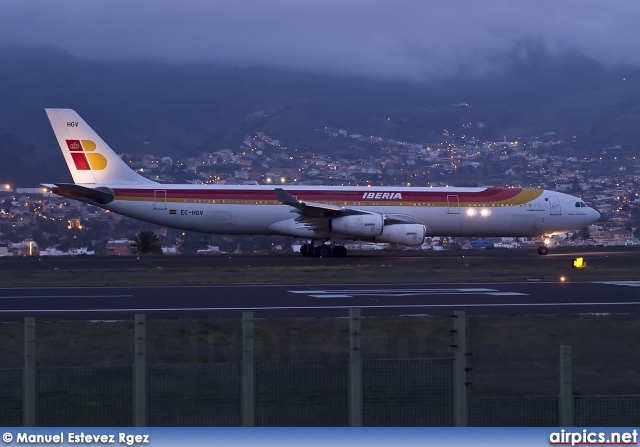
1,119,638,255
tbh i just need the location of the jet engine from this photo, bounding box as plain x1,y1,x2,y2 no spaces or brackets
331,214,384,237
374,224,426,246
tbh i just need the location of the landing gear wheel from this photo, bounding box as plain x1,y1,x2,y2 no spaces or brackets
314,245,331,257
332,245,348,258
300,244,313,256
537,245,549,255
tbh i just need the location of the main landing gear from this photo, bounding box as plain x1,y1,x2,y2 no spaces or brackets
537,245,549,255
300,242,348,258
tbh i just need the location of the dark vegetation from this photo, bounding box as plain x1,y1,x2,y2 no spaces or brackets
129,230,163,255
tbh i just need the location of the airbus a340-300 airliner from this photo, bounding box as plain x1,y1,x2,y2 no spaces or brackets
44,109,600,257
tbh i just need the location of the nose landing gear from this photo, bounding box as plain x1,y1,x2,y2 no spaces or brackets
537,236,553,255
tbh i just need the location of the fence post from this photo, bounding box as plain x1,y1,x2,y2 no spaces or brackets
452,310,468,426
348,308,363,426
559,345,574,426
241,311,255,426
23,317,37,426
133,314,147,427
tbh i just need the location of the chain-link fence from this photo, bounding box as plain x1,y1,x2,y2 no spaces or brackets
364,359,453,426
0,368,21,426
256,361,348,426
6,313,640,427
38,367,132,426
5,362,640,426
469,396,559,426
576,395,640,426
148,363,241,426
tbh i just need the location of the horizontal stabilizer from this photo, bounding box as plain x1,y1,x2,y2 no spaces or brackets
47,183,114,204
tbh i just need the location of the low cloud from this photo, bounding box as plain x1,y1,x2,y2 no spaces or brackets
0,0,637,81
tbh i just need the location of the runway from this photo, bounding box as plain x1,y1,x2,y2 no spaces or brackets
0,247,639,321
1,280,639,321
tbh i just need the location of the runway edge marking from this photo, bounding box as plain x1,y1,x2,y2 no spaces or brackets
593,281,640,287
288,287,528,298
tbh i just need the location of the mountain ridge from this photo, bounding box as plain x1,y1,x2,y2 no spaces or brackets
0,45,637,185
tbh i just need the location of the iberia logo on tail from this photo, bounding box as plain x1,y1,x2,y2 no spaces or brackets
65,140,107,170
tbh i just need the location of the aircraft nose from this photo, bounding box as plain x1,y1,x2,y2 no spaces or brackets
589,207,600,222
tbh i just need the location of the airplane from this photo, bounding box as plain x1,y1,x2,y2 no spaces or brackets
43,108,600,257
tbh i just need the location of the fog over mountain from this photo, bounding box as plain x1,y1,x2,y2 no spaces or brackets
1,1,639,81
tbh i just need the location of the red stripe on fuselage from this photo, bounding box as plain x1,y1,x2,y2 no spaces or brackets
111,187,529,203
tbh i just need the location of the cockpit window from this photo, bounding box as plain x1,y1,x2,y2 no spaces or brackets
575,202,586,207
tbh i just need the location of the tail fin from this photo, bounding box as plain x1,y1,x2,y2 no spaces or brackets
45,108,156,185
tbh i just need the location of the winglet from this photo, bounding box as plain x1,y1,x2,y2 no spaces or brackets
274,187,346,217
275,188,303,206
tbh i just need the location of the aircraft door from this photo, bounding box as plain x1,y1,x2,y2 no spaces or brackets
549,196,561,215
447,195,460,214
154,190,167,210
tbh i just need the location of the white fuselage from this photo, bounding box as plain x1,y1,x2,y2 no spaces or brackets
77,184,599,240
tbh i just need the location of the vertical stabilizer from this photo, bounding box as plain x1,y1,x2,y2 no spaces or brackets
45,108,156,185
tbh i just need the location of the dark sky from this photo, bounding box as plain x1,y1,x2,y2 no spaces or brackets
1,0,637,81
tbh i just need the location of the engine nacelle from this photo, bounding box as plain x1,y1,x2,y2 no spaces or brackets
375,224,426,246
331,214,384,237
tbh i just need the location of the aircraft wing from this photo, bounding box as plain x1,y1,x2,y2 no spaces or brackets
275,187,375,218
